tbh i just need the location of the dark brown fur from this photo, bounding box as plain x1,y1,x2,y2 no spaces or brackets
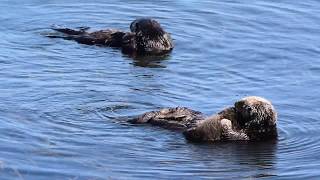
234,96,278,140
46,18,173,56
131,96,278,142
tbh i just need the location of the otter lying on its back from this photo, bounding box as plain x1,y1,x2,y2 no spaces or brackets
46,18,173,56
130,96,278,142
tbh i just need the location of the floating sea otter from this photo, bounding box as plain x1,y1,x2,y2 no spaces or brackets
46,18,174,56
130,96,278,142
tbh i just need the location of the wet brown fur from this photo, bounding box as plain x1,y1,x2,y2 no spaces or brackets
46,18,173,56
131,96,277,142
234,96,278,140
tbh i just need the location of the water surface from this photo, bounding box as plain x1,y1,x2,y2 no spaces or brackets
1,0,320,179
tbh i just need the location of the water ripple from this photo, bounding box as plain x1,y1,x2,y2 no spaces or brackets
0,0,320,179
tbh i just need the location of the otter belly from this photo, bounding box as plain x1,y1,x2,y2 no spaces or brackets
130,107,205,130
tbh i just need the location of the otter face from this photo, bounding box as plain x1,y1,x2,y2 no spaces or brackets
234,96,278,140
129,18,173,55
130,18,165,36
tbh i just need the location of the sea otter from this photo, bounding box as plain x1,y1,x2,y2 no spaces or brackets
130,96,278,142
46,18,174,56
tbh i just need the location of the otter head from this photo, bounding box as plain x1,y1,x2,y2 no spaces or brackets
234,96,278,140
129,18,173,55
130,18,164,36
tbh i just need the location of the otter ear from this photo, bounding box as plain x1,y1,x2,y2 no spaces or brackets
130,20,137,32
151,19,160,26
234,100,244,110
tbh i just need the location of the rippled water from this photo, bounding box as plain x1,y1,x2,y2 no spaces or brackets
1,0,320,179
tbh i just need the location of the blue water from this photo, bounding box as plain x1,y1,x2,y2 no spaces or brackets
1,0,320,179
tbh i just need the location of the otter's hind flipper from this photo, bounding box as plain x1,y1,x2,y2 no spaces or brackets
47,26,127,47
46,25,89,39
46,25,89,41
51,25,88,35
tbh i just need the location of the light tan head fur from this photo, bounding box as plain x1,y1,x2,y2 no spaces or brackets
183,96,278,142
234,96,277,140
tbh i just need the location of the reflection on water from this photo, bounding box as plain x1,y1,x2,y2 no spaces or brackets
130,54,170,68
184,141,278,179
1,0,320,179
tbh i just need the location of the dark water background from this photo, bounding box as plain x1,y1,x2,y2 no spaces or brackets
1,0,320,179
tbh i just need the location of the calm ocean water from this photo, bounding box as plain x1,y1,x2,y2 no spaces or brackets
1,0,320,179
